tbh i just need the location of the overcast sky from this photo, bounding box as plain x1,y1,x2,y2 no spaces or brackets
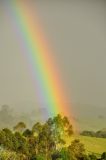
0,0,106,112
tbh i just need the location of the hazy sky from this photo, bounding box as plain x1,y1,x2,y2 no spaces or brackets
0,0,106,112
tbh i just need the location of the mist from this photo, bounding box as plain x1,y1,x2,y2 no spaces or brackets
0,0,106,130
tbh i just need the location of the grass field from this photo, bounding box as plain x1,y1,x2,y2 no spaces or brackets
79,136,106,155
65,135,106,156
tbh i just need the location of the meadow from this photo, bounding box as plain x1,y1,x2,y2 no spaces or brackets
79,136,106,155
64,135,106,158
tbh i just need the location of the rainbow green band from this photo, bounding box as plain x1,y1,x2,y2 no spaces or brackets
5,1,72,119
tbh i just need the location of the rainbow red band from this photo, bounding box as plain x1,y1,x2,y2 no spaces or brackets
5,1,73,120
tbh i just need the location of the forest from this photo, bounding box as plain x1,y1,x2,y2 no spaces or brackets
0,114,106,160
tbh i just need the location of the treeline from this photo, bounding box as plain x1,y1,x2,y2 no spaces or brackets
80,129,106,138
0,114,106,160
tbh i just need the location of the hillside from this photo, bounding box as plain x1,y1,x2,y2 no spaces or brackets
79,136,106,155
65,135,106,156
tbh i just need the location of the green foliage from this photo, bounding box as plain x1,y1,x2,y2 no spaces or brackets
0,149,20,160
50,114,73,148
0,115,105,160
68,139,85,160
96,130,106,138
13,122,26,132
33,154,46,160
14,132,29,155
51,151,62,160
0,128,15,150
88,154,97,160
23,129,33,138
81,129,106,138
60,148,71,160
81,131,95,137
101,152,106,160
32,122,42,135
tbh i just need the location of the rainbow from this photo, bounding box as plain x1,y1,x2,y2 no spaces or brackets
4,1,72,119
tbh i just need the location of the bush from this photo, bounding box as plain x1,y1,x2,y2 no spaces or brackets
88,154,97,160
101,152,106,160
81,131,96,137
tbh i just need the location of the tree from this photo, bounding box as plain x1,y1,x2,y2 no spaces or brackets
38,123,56,160
28,136,37,157
0,149,20,160
51,151,62,160
0,129,6,146
60,147,72,160
96,130,106,138
32,122,42,135
80,131,95,137
88,154,97,160
52,114,73,149
13,122,26,133
101,152,106,160
0,128,15,150
66,124,73,136
23,129,33,138
68,139,85,160
0,114,80,159
14,132,29,155
32,154,46,160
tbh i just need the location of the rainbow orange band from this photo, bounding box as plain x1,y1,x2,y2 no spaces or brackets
5,1,73,121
